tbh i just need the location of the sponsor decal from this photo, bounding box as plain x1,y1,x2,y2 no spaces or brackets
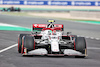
71,1,75,6
26,1,47,5
54,24,63,28
33,24,63,28
48,1,51,5
33,24,46,28
38,24,46,27
3,1,20,4
24,1,27,5
0,1,100,6
73,1,95,6
50,1,71,6
34,24,38,27
51,42,59,52
97,1,100,6
95,1,98,6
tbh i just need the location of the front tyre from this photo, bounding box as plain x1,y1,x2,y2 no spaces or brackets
18,34,30,53
75,37,87,58
22,36,35,54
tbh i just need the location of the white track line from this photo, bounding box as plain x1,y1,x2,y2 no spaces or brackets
0,22,30,29
0,44,17,53
77,35,100,40
95,38,100,40
0,23,19,27
88,47,100,50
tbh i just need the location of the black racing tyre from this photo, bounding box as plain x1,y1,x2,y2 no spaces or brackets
18,8,21,12
23,36,35,51
7,8,11,12
18,34,30,53
2,8,5,11
75,37,86,58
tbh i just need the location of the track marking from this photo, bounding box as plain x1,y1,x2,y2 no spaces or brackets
0,22,30,29
77,35,100,40
95,38,100,40
0,23,19,27
0,44,17,53
90,37,95,39
85,36,90,39
88,47,100,50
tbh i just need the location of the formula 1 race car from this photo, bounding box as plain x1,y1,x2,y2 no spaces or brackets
2,7,21,12
18,20,87,58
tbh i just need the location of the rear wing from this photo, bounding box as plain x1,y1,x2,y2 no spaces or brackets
32,24,64,32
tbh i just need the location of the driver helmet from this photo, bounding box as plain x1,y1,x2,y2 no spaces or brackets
47,20,55,28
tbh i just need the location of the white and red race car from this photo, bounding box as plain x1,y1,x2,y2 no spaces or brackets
18,22,87,58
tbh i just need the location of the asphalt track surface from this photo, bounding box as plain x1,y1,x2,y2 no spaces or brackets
0,14,100,67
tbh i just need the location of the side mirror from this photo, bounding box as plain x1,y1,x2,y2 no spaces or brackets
31,32,39,34
67,32,71,36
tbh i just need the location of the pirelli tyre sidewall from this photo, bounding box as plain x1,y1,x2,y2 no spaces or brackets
23,36,34,52
18,34,30,53
75,37,86,58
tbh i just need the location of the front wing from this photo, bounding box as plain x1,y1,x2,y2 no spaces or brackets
22,48,87,57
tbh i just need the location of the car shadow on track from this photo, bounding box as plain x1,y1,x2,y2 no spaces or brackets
21,55,88,59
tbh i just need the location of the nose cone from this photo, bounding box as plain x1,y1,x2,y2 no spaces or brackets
51,41,59,52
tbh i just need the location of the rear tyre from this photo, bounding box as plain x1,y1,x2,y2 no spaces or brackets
18,8,21,12
2,8,5,11
18,34,30,53
7,8,11,12
23,36,35,52
75,37,87,58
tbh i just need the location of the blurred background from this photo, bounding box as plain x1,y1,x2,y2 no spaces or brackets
1,0,100,21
